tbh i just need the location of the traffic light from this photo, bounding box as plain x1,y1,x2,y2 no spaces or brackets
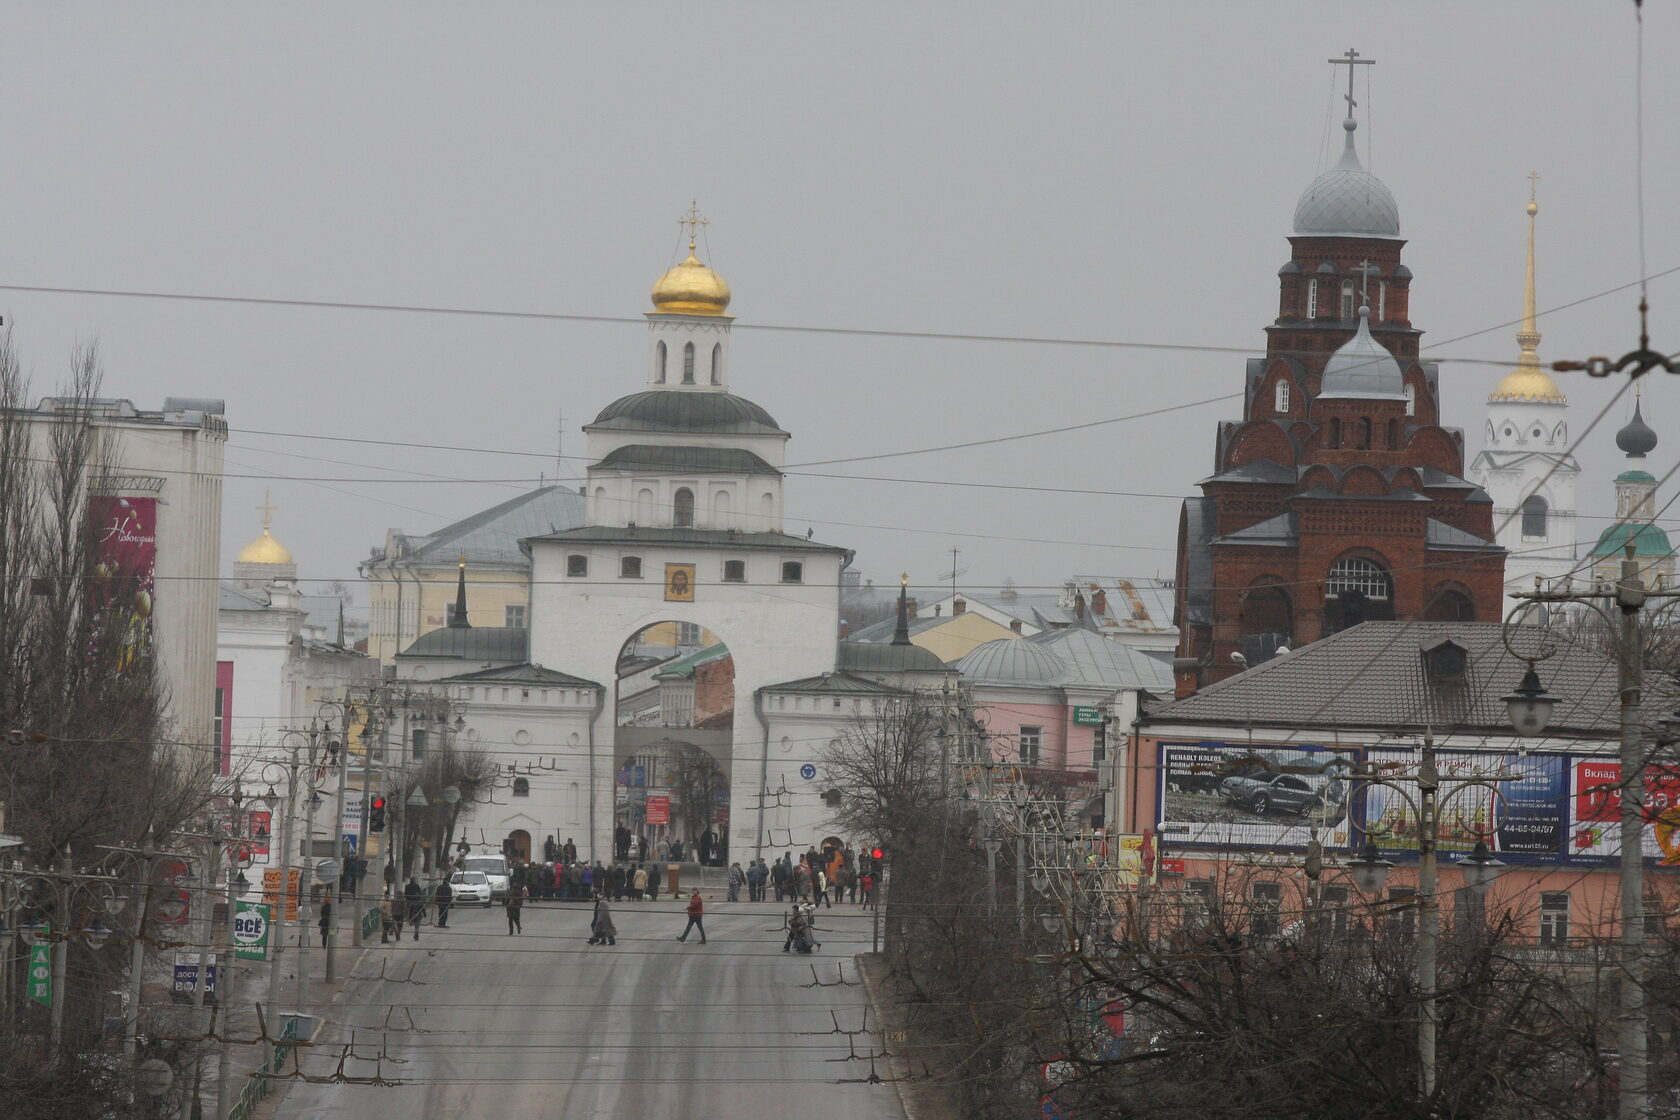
871,847,884,861
370,796,386,832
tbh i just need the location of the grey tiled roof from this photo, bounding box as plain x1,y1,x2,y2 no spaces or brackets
1214,511,1298,547
592,444,781,476
526,526,848,553
836,641,947,674
403,486,586,567
1144,620,1667,737
437,662,601,688
1425,518,1501,552
765,671,908,695
397,626,529,663
587,390,787,436
1200,459,1298,486
1030,628,1175,691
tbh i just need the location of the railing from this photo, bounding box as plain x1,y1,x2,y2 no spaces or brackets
227,1014,302,1120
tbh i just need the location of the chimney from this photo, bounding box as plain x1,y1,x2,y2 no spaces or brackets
906,600,917,620
953,597,967,615
1074,592,1086,619
1090,590,1107,617
1009,619,1023,634
839,620,850,639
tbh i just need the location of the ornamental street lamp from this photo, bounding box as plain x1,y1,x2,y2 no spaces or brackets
1501,663,1556,737
1346,838,1393,898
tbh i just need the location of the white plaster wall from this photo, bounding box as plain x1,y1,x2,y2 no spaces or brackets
528,537,843,860
1469,397,1581,593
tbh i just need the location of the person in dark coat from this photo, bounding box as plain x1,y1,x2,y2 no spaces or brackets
434,877,454,928
507,884,526,935
318,895,333,948
771,858,789,903
589,895,618,945
403,877,424,940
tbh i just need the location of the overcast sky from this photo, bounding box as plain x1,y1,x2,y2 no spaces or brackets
0,3,1674,606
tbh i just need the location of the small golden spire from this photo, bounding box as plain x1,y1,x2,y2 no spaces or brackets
678,201,709,256
1489,175,1565,404
257,490,277,533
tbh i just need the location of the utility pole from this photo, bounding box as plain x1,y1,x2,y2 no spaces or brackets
1506,541,1680,1120
50,847,70,1048
122,831,155,1067
1415,731,1440,1101
213,861,238,1120
326,731,347,984
353,691,376,949
294,772,321,1016
265,746,297,1071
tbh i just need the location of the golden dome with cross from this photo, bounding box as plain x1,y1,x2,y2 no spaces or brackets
236,494,294,565
650,204,731,317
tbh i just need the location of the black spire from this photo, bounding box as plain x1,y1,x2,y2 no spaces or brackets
892,574,911,646
450,558,471,629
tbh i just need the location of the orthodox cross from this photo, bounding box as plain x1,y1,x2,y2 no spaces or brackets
256,490,277,532
1356,259,1377,305
678,201,709,251
1528,170,1541,203
1328,48,1375,117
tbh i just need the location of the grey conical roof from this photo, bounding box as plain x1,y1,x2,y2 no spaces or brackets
1318,307,1406,399
1293,119,1401,239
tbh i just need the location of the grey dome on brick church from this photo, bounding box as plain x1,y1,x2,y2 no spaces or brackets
1293,117,1401,240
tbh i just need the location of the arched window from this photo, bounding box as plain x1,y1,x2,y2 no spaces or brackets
1357,417,1372,450
1521,495,1549,538
673,487,695,528
710,343,722,385
1378,281,1387,321
513,777,530,798
1340,279,1356,319
760,492,775,526
1306,279,1319,319
1404,384,1416,417
682,342,696,384
1387,419,1399,449
1274,380,1289,413
711,488,731,527
1329,418,1341,447
1327,557,1391,601
635,487,654,526
655,340,667,383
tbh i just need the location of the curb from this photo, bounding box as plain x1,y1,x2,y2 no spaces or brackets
854,952,961,1120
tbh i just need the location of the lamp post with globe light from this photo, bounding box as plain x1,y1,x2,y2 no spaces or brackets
1500,541,1680,1120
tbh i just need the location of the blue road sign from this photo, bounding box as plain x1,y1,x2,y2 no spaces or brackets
799,763,817,781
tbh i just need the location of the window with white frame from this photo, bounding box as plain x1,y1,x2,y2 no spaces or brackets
621,556,643,579
1306,279,1318,319
505,604,527,629
781,560,803,584
1540,891,1569,945
676,622,701,646
1018,726,1042,766
1274,380,1289,413
1327,557,1391,601
723,559,746,582
1340,279,1355,318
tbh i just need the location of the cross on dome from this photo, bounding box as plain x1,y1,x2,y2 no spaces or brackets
1329,47,1375,122
678,201,709,252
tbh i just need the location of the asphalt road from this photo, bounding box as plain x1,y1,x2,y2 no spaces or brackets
271,892,905,1119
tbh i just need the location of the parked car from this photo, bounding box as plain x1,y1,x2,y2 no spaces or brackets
1219,770,1343,822
449,870,493,907
462,854,510,902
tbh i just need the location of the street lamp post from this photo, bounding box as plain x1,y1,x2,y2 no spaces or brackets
1502,542,1680,1120
1344,730,1509,1101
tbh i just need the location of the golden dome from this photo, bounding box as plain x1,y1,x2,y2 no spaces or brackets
1489,364,1566,404
236,527,294,566
650,246,731,316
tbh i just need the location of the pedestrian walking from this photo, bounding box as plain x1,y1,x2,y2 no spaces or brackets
676,890,707,944
379,893,395,943
771,858,788,902
507,884,527,935
860,871,875,908
589,895,618,945
318,895,333,949
403,877,424,941
435,877,454,928
812,868,831,909
727,862,744,902
631,864,648,901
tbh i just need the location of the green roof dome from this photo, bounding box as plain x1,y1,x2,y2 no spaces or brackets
1590,521,1673,558
1617,469,1657,484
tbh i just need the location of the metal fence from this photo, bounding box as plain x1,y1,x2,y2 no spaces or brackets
227,1014,303,1120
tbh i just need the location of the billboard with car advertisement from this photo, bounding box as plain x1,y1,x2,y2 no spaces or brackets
1155,741,1357,851
1155,740,1667,866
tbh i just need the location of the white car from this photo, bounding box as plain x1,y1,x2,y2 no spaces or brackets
449,870,493,907
462,855,511,902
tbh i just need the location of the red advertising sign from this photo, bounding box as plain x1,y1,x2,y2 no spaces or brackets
263,867,301,923
88,496,157,662
1572,760,1680,824
646,794,670,826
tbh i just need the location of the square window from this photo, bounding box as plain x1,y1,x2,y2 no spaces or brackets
504,604,527,629
621,556,642,579
723,560,746,582
781,561,803,583
567,554,588,577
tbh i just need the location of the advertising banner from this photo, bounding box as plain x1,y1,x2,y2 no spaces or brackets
1567,758,1680,861
232,902,271,961
1156,741,1356,850
646,793,671,826
27,924,51,1007
263,867,301,923
88,496,157,663
1113,833,1157,890
171,953,218,1002
340,789,365,835
1361,749,1499,855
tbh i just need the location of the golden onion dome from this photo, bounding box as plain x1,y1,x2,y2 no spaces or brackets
236,527,294,566
650,245,731,316
1488,364,1566,404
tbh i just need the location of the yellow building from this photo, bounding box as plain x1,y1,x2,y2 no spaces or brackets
361,484,586,664
849,599,1020,663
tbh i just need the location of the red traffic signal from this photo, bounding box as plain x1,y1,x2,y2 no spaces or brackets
370,796,387,832
871,848,884,860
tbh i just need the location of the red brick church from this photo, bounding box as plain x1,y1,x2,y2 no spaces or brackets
1173,66,1505,696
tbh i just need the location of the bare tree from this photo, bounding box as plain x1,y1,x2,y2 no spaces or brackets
815,692,952,851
